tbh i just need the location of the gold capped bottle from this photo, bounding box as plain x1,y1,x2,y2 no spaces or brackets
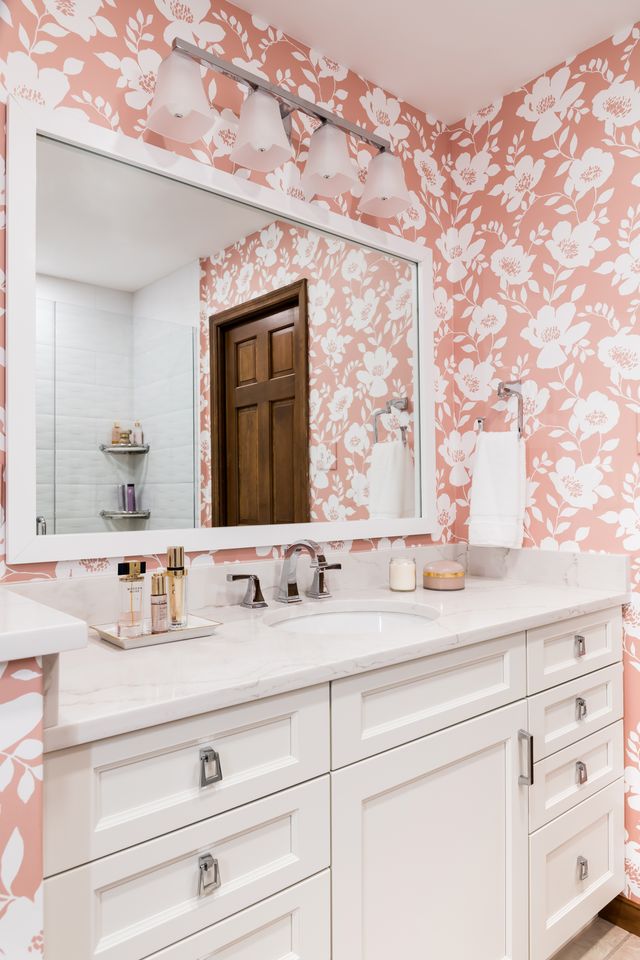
166,546,188,628
117,561,146,638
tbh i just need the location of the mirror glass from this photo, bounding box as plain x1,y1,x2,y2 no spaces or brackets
35,136,421,535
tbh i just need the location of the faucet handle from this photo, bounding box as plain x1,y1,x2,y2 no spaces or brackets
226,573,268,609
307,560,342,599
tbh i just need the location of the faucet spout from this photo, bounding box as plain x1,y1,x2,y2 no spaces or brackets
277,540,324,604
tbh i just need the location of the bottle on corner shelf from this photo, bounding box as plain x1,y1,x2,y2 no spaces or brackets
132,420,144,446
111,421,121,444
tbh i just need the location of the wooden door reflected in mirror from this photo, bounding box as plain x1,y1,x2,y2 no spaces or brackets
210,280,309,526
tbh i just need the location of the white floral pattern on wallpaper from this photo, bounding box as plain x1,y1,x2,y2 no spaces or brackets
0,659,43,959
0,0,452,583
200,221,416,525
442,23,640,899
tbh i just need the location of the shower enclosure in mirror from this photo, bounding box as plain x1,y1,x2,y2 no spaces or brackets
7,98,435,561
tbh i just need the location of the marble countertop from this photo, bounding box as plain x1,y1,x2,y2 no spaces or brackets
0,588,87,662
44,575,627,752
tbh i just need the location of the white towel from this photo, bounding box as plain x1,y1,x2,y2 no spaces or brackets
468,431,526,548
369,441,414,519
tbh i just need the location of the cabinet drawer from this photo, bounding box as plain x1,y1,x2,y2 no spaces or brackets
44,684,329,875
44,776,330,960
529,779,624,960
529,721,623,831
527,607,622,694
331,632,526,767
147,872,330,960
528,664,622,762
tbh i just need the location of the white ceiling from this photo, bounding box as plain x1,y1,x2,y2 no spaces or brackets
36,137,275,292
235,0,640,123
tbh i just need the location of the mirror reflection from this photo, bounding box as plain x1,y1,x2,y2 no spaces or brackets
35,136,421,534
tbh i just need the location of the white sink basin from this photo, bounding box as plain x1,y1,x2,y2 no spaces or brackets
265,601,438,636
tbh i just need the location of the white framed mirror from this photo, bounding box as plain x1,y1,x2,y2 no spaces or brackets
6,95,436,563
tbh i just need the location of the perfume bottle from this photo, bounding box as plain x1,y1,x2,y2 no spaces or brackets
132,420,144,446
150,571,169,634
166,546,188,629
117,561,146,639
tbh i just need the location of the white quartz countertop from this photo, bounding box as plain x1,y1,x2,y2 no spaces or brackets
44,575,627,752
0,588,87,662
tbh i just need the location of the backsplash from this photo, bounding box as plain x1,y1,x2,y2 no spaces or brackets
200,220,416,525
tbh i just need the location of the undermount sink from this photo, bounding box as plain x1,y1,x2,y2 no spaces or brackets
264,601,438,636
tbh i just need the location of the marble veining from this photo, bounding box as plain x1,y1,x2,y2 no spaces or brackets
44,570,628,753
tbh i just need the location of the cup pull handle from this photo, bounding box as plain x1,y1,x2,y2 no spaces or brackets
200,747,223,787
575,697,588,721
198,853,221,896
576,760,588,785
577,855,589,881
574,634,586,658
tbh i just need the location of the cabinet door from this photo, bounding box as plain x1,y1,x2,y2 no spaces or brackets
332,701,528,960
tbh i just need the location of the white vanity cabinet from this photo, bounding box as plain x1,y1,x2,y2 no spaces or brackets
332,700,529,960
43,605,624,960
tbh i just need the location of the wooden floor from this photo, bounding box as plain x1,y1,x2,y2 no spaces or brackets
555,919,640,959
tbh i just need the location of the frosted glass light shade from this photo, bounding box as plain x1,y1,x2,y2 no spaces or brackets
147,52,214,143
358,151,411,217
302,123,357,197
231,90,292,172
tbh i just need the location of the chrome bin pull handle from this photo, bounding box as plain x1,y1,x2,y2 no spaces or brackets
200,746,223,787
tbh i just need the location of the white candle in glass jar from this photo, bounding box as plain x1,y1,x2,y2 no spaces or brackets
389,557,416,591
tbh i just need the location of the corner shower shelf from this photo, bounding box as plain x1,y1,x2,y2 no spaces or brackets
100,510,151,520
100,444,150,454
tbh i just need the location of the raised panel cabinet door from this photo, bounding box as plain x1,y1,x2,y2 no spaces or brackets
331,701,529,960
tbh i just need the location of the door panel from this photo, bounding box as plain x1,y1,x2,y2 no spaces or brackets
331,701,528,960
211,281,309,527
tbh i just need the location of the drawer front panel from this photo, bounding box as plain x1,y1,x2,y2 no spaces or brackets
528,664,622,761
331,633,526,767
529,779,624,960
529,721,623,831
44,685,329,875
527,607,622,695
147,873,330,960
44,777,330,960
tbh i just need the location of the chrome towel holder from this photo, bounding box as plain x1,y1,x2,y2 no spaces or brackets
476,380,524,437
372,397,408,444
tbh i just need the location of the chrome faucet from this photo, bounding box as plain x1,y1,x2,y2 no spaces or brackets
276,540,341,603
226,573,268,609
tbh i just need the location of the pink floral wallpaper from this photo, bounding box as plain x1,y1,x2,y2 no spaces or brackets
442,24,640,900
200,220,416,525
0,659,43,958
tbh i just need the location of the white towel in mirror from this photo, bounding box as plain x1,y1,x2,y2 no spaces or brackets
369,440,414,519
468,431,526,548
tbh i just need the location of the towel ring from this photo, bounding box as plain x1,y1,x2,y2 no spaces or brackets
372,398,408,443
497,381,524,437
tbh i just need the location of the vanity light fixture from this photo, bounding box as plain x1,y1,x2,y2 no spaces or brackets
357,150,411,217
147,38,410,216
302,121,357,198
146,50,215,143
230,88,292,173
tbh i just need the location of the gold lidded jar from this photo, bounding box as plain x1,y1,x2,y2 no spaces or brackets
423,559,465,591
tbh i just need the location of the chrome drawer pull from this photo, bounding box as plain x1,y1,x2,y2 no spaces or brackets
198,853,221,896
200,747,223,787
574,634,586,658
576,760,588,785
577,855,589,881
518,729,534,786
575,697,588,721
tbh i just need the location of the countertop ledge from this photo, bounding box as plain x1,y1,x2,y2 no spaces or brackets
44,576,628,753
0,588,87,662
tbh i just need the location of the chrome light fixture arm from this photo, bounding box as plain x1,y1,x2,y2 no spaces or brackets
171,38,391,153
